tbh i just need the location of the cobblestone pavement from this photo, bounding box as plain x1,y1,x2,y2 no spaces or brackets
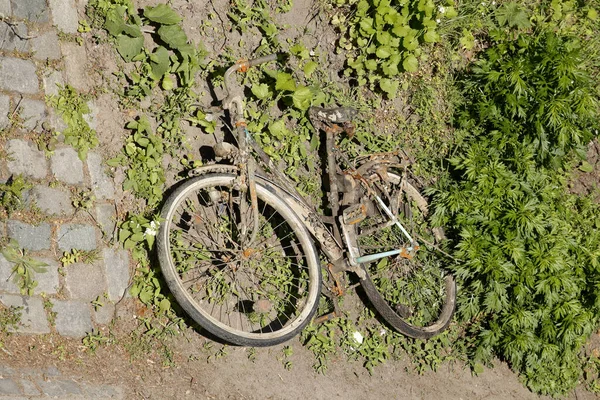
0,0,127,398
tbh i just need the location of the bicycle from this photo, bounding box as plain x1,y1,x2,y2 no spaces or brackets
156,54,456,347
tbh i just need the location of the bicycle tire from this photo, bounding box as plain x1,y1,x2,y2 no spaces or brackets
354,172,456,339
157,173,321,347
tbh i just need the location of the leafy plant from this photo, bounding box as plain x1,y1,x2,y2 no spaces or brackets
46,85,99,161
60,249,100,267
428,4,600,394
459,28,598,167
332,0,457,97
0,175,32,218
1,240,48,296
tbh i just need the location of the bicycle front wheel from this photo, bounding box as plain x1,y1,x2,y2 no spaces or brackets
354,172,456,339
157,173,321,347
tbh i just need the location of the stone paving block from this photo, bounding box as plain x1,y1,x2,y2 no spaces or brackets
6,139,48,179
31,30,61,60
87,152,115,200
93,302,115,325
0,254,56,295
43,70,64,97
57,224,97,251
52,300,93,338
36,379,82,397
0,57,38,94
102,248,129,301
0,294,50,334
48,0,79,34
28,185,74,216
7,220,51,251
10,0,49,22
0,253,19,293
50,147,84,185
33,258,59,295
19,99,46,132
0,378,20,395
0,93,9,129
65,262,106,301
0,0,10,16
19,379,40,396
61,42,89,91
96,203,116,238
0,22,30,52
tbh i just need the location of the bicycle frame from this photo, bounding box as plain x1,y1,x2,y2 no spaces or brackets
219,55,419,280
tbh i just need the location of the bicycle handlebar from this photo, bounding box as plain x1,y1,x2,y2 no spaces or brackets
247,53,278,67
223,53,281,113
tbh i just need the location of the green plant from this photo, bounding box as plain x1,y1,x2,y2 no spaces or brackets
427,3,600,394
1,240,48,296
83,329,112,353
60,249,100,267
46,85,99,160
107,117,165,207
0,175,32,218
0,304,22,334
332,0,457,97
72,189,96,211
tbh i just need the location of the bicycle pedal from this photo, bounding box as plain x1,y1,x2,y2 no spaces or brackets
342,203,367,225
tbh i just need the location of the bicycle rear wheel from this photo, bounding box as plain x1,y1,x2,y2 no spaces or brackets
353,171,456,339
157,173,321,347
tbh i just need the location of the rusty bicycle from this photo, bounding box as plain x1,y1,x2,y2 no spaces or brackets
156,54,456,347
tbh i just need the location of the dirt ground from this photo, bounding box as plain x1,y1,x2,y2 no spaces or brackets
1,298,583,400
4,0,598,399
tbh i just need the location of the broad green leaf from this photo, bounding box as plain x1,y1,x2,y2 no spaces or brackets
579,161,594,173
144,4,182,25
292,86,313,110
116,35,144,62
403,35,418,51
159,298,171,312
376,46,392,59
275,72,296,91
149,46,170,80
303,61,318,77
379,78,399,97
365,59,378,71
445,6,458,18
251,83,269,99
158,25,188,50
104,7,127,36
588,8,598,20
162,75,174,90
496,3,531,29
122,23,142,38
423,29,439,43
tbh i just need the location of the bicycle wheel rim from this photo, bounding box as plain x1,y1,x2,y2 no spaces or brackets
158,174,321,345
356,172,456,337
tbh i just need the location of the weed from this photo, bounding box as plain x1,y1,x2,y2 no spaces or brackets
71,189,95,211
0,304,22,333
0,175,32,219
46,85,98,160
1,240,47,296
60,249,100,267
83,329,112,353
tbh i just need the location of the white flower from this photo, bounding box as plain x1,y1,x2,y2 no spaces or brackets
144,221,158,237
352,331,364,344
436,18,441,23
380,329,386,336
205,113,214,122
438,5,446,13
309,50,315,57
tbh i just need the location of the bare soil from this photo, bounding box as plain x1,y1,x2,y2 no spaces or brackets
0,297,578,400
